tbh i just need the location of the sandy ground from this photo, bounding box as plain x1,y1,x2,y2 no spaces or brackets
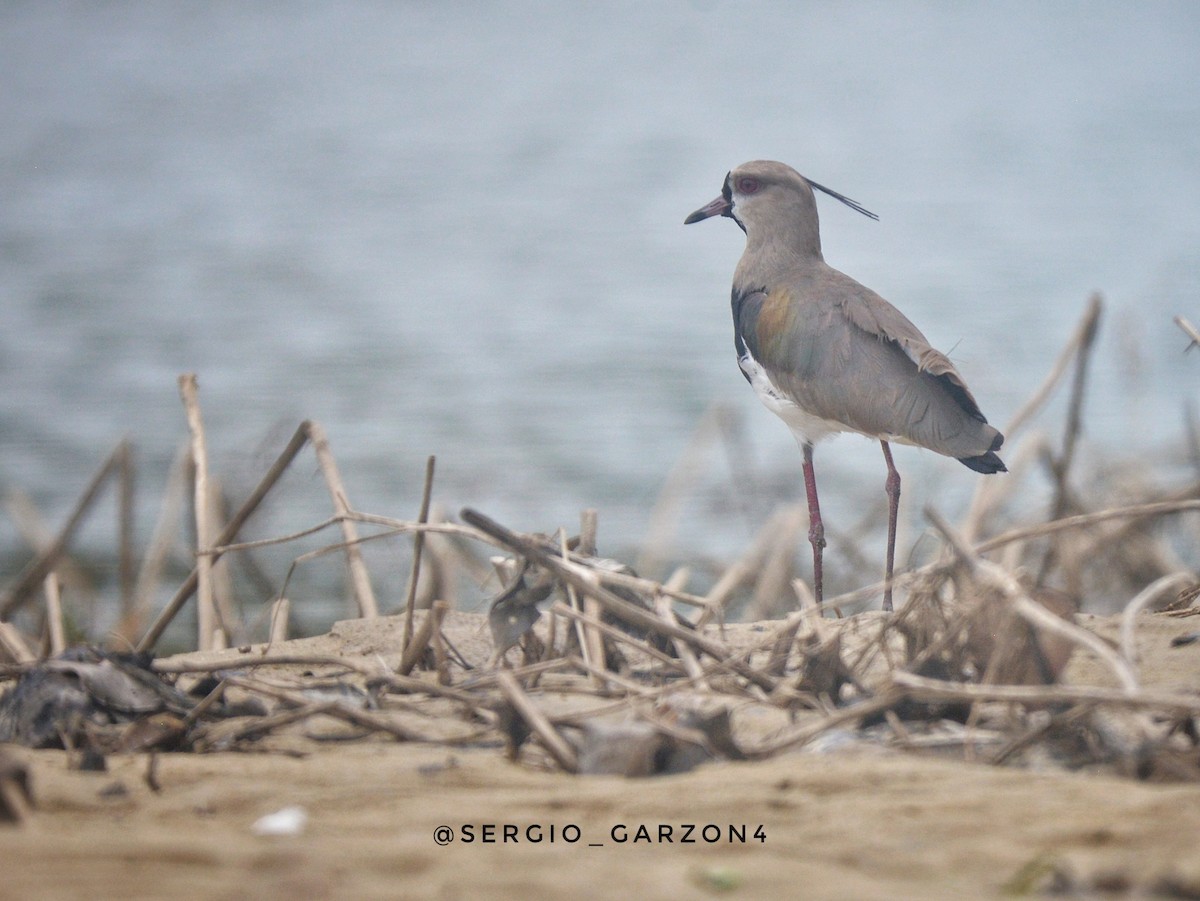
4,610,1200,901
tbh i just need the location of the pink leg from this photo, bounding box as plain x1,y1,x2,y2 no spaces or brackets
801,442,825,604
880,441,901,612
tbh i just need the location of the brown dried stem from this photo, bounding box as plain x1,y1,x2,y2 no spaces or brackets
225,676,427,742
137,422,311,652
398,604,442,677
178,374,218,652
549,600,681,670
1176,314,1200,349
890,671,1200,714
305,420,377,619
494,669,578,772
402,455,436,650
1,438,133,619
42,573,65,657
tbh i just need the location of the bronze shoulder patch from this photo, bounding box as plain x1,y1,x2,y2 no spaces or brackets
754,287,795,360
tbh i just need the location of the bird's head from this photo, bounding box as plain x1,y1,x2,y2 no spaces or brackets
685,160,877,258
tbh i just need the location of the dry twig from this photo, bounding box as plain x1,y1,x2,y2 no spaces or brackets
402,456,436,650
1,439,133,619
494,670,578,772
178,374,218,652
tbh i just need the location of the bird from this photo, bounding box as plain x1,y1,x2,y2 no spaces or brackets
685,160,1005,611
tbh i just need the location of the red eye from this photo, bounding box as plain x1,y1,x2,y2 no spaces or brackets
737,177,760,194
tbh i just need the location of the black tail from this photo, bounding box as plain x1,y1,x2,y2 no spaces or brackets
959,451,1006,474
958,431,1006,474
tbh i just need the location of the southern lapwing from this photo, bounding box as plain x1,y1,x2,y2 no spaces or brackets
685,160,1005,610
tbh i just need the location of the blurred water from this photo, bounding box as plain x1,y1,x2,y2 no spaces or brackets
1,2,1198,620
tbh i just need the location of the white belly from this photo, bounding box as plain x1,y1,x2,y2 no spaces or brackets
739,353,847,447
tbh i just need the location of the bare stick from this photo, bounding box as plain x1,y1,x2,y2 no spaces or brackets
398,607,438,676
655,594,706,686
566,654,660,698
927,505,1142,693
459,657,573,691
120,443,188,646
402,456,436,649
549,601,681,670
890,671,1200,714
975,498,1200,555
154,652,486,710
494,670,578,772
268,597,290,646
153,653,368,676
136,422,310,652
766,609,804,677
116,439,136,622
564,530,605,686
1119,572,1195,666
1038,296,1103,579
757,689,905,755
178,374,217,652
419,506,456,609
225,677,426,742
692,608,823,687
0,763,32,824
304,420,377,619
195,700,340,746
0,439,131,618
180,678,228,731
430,599,451,685
575,510,603,679
0,623,35,664
43,573,65,656
1055,294,1102,495
206,477,240,645
206,516,467,557
578,509,598,556
1176,314,1200,349
4,491,89,593
1011,593,1142,692
657,563,700,681
664,565,691,593
209,515,372,556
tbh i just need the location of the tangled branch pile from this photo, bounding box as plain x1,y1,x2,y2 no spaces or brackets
0,298,1198,799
